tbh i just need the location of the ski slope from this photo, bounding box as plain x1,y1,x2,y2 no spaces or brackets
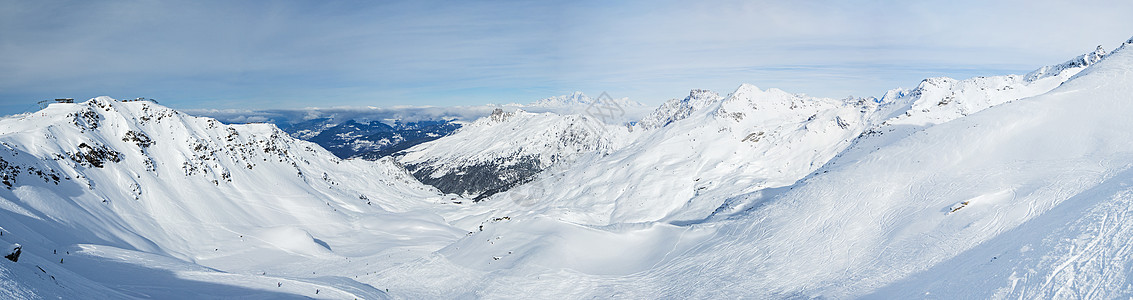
0,37,1131,298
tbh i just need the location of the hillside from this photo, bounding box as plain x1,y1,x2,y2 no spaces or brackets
0,97,461,298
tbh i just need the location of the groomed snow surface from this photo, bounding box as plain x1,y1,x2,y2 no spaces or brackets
1,37,1133,298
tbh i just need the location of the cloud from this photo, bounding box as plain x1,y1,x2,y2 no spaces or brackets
3,0,1132,116
184,106,504,127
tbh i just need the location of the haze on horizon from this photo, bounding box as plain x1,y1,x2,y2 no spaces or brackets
2,0,1132,116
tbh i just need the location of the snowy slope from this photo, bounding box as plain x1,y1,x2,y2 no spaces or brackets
636,89,723,129
461,45,1108,227
633,36,1133,298
824,45,1111,178
481,85,880,225
394,92,651,201
1024,44,1108,82
397,108,635,200
351,40,1133,296
0,97,462,298
864,36,1133,299
876,45,1105,129
342,36,1133,299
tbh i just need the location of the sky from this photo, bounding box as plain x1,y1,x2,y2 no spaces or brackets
2,0,1133,116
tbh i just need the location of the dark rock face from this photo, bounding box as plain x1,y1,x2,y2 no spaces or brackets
403,155,542,201
68,107,101,132
122,130,154,149
0,157,63,189
68,143,122,168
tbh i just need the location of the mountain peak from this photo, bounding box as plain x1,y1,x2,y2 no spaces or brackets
1024,45,1109,82
397,107,627,200
687,89,718,100
732,83,761,96
90,95,115,103
637,89,723,129
529,92,590,107
1113,35,1133,54
528,91,647,110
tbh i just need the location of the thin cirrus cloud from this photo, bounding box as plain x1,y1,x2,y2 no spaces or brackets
1,0,1132,116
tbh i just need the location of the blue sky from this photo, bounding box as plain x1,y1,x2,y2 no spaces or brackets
2,0,1133,116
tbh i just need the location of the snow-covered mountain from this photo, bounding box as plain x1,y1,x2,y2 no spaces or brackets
368,36,1133,298
1023,44,1108,82
208,114,463,160
397,108,634,201
834,46,1110,166
445,44,1105,227
526,91,653,125
0,97,462,298
527,91,646,109
657,36,1133,298
473,84,880,225
189,92,651,162
635,89,723,129
878,45,1107,128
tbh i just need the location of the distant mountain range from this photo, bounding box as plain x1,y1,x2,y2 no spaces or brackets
188,92,651,161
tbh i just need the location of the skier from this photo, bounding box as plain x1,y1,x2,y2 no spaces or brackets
4,244,20,262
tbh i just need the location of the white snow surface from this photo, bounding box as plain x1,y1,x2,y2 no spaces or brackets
1,39,1133,299
373,42,1133,297
0,98,463,298
398,108,635,181
473,46,1098,227
636,89,724,129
